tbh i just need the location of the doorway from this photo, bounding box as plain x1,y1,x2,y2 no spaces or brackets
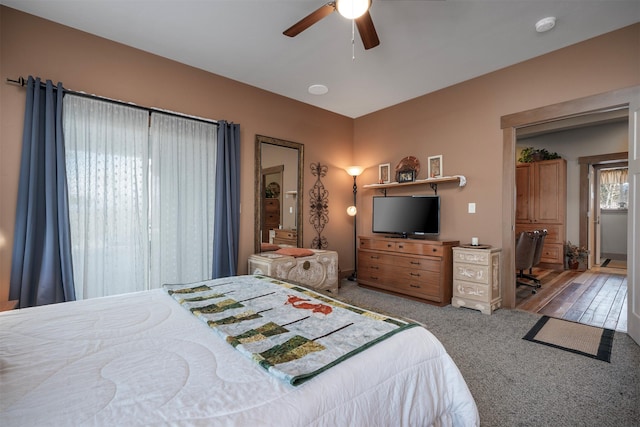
578,155,628,268
500,85,640,346
516,124,629,271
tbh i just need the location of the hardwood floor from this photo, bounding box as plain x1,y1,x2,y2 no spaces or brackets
515,263,628,332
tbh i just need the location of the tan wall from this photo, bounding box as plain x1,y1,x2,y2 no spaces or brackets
0,6,355,302
353,23,640,248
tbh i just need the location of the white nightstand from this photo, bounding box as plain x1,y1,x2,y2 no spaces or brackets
451,246,501,314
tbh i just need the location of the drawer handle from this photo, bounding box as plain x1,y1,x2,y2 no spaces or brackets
432,248,437,252
398,244,404,249
410,261,421,265
387,244,393,248
371,266,379,270
370,255,379,259
371,276,379,280
410,272,420,277
409,284,421,289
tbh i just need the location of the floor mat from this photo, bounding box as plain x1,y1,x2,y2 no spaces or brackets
523,315,614,362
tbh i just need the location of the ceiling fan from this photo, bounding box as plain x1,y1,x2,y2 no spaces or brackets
283,0,380,50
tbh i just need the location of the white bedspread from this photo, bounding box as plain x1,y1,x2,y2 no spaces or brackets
0,287,479,426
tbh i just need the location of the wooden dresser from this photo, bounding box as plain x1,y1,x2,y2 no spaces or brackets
516,158,566,268
262,198,280,242
357,236,458,306
273,228,297,246
451,246,502,314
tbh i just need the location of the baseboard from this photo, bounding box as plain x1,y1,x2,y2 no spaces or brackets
600,253,626,261
339,269,354,280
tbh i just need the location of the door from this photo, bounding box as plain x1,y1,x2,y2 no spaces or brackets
515,164,533,223
628,99,640,345
534,160,566,224
588,163,628,267
593,167,600,267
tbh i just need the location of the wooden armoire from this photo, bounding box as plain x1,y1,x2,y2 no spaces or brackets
516,158,567,268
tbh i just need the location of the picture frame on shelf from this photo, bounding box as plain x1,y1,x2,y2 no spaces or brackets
378,163,391,183
397,169,416,183
428,155,443,178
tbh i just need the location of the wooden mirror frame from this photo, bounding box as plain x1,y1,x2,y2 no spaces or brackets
254,135,304,253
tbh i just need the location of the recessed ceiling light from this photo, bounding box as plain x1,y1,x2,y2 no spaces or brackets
535,16,556,33
308,84,329,95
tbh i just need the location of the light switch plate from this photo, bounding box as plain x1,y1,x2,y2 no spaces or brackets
468,203,476,213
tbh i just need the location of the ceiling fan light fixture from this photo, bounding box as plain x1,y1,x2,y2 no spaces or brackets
336,0,371,20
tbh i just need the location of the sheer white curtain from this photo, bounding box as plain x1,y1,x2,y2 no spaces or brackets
149,113,217,287
63,95,150,299
63,99,217,299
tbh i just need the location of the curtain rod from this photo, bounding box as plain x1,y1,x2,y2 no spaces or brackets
6,76,219,127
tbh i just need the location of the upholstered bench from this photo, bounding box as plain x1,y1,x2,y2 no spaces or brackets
248,249,339,293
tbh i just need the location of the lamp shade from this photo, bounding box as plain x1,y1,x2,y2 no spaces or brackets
347,205,357,216
336,0,371,19
345,165,364,177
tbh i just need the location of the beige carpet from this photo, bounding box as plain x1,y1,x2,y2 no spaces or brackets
523,316,614,362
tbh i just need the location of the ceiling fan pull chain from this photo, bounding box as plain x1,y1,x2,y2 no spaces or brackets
352,19,356,60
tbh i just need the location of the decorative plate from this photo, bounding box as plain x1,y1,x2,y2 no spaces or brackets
395,156,420,175
266,182,280,198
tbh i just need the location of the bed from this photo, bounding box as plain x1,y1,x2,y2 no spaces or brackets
0,275,479,426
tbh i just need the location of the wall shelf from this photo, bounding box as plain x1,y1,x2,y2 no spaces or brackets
362,175,466,195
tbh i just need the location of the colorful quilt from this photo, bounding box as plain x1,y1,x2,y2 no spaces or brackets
164,275,418,385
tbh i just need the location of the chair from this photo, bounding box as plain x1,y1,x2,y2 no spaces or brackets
521,229,548,285
515,231,541,293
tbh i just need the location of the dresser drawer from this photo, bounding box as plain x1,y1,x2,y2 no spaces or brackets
359,250,440,272
453,263,490,285
358,262,440,298
540,242,563,264
393,273,440,299
274,229,296,240
453,280,491,303
453,249,491,266
264,213,279,223
358,258,392,281
394,241,443,257
359,239,443,257
264,199,279,211
358,260,437,282
358,272,440,301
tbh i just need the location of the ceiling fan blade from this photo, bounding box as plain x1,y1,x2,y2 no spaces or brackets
355,11,380,49
283,2,336,37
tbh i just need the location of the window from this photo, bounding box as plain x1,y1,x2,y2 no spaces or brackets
63,95,217,299
599,168,628,210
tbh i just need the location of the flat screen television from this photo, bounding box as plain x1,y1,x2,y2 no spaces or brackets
372,195,440,238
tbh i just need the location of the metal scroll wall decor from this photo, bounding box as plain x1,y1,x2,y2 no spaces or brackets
309,162,329,249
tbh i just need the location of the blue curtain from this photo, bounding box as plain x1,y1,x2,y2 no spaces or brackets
9,76,76,307
212,121,241,278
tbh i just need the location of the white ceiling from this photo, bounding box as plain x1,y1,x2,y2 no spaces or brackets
3,0,639,118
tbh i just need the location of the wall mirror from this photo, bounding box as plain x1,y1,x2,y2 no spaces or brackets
254,135,304,253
